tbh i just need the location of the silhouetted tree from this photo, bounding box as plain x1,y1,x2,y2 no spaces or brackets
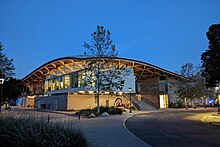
175,63,208,108
0,42,15,79
201,24,220,87
3,78,24,102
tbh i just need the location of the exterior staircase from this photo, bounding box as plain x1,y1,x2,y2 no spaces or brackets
123,93,157,111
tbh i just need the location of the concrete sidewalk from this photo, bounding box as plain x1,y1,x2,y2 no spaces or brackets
12,106,220,146
201,112,220,127
8,107,150,147
79,107,219,147
79,112,151,147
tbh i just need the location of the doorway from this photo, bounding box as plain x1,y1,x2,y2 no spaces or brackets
160,94,168,108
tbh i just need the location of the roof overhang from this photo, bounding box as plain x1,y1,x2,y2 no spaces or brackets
22,56,187,84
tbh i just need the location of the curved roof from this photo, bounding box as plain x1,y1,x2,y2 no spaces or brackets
22,56,186,84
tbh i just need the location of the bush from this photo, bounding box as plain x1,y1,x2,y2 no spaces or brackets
169,101,185,108
107,107,123,114
0,111,87,147
79,106,123,116
78,108,97,116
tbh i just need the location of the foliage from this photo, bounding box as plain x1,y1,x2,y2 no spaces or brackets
83,25,128,92
83,26,129,113
0,111,87,147
0,42,15,79
175,63,208,99
79,106,123,116
3,78,24,102
169,100,185,108
201,24,220,87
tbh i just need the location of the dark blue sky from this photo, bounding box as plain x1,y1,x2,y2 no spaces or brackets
0,0,220,79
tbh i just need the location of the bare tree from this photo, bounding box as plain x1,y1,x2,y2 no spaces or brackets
83,26,128,113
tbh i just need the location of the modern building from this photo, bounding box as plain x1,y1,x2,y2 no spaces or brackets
21,56,186,110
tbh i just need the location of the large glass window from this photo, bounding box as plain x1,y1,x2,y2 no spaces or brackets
78,70,86,87
71,72,78,88
44,80,48,92
48,79,55,91
44,69,89,91
55,76,64,90
64,75,71,89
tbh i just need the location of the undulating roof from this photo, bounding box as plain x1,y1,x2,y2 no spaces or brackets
22,56,186,84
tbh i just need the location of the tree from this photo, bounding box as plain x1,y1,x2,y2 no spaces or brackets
175,63,208,108
3,78,24,102
83,25,128,113
201,24,220,87
0,42,15,79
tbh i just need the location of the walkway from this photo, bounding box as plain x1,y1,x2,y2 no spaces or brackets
5,106,220,146
3,107,150,147
79,112,150,147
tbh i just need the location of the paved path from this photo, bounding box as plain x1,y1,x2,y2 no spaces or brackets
79,112,150,147
125,110,220,147
4,108,218,147
3,108,150,147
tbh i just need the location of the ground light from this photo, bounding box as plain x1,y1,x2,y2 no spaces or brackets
0,73,5,113
129,87,132,113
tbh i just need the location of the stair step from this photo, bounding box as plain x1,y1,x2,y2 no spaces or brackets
123,94,157,111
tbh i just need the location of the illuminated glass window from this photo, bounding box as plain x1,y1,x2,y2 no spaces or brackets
48,79,55,91
55,76,64,90
78,70,86,87
71,72,78,88
44,80,48,92
64,75,71,89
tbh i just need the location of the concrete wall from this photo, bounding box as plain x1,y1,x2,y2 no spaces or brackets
67,94,125,110
26,97,34,107
139,77,160,109
35,95,68,110
35,94,126,111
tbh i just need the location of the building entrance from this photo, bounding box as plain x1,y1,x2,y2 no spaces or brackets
160,94,168,108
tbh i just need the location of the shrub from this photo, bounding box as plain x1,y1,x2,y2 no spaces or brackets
0,111,87,147
79,106,123,116
169,100,185,108
78,108,96,116
107,107,123,114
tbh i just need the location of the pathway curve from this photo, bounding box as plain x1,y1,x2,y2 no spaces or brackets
79,112,150,147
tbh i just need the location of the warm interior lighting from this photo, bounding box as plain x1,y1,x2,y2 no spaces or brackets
118,92,123,95
160,94,168,108
88,91,94,94
78,91,85,94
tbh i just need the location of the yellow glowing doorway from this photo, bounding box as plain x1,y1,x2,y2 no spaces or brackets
160,94,168,108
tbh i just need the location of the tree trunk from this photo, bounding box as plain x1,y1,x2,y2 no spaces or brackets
184,97,188,109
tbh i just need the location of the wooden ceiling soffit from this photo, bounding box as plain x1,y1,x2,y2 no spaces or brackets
44,66,50,72
60,61,65,65
51,63,57,68
38,70,45,75
27,77,34,83
70,60,83,69
139,65,147,79
54,66,66,75
149,69,157,77
50,62,66,74
65,64,77,72
33,73,40,79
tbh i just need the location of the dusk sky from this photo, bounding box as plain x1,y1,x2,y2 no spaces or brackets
0,0,220,79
